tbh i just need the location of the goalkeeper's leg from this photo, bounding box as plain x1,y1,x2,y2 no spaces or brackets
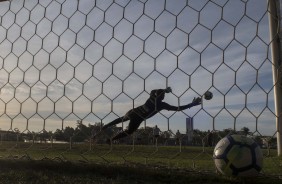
92,116,129,139
102,115,130,130
102,117,122,130
112,118,143,141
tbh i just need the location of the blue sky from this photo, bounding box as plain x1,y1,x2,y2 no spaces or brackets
0,0,277,136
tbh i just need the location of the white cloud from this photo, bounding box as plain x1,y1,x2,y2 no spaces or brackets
0,0,277,136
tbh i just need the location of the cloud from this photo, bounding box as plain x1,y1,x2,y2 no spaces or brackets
0,0,277,136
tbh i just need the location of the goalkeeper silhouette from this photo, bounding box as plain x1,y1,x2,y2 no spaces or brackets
95,87,202,143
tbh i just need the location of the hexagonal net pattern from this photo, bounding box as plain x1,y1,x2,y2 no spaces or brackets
0,0,281,176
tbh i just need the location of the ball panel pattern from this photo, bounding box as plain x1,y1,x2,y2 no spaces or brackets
213,135,263,176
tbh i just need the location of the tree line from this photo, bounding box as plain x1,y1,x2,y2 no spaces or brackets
0,122,277,148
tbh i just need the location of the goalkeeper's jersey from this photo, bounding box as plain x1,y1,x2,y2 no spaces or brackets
132,89,179,119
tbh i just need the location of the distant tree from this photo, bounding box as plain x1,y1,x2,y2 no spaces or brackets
39,130,50,142
73,121,89,142
135,127,153,145
241,127,250,135
161,130,172,139
253,135,263,147
54,129,64,141
63,126,75,141
25,131,34,140
76,121,91,134
221,128,235,137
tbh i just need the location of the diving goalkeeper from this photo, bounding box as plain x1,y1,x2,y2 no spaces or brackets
98,87,202,142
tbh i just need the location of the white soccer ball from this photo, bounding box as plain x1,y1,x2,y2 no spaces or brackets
213,134,263,177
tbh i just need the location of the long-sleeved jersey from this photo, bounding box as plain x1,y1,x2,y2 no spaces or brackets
132,89,195,119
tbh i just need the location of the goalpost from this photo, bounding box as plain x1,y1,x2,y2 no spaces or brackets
268,0,282,156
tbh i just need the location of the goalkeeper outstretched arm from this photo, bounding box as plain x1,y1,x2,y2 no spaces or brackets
155,87,202,111
161,97,202,111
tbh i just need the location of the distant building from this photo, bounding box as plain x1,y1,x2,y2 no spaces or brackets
186,117,194,144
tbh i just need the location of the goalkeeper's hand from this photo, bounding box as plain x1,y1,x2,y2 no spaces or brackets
191,97,202,106
165,87,172,93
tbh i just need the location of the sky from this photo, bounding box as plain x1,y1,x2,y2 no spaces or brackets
0,0,278,136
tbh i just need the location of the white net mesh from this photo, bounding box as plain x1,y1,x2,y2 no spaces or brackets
0,0,281,178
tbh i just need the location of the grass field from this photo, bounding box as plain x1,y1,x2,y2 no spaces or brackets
0,141,281,183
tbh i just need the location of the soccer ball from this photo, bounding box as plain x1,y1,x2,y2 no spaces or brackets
213,134,263,177
204,91,213,100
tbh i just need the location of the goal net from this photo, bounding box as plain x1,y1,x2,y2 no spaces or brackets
0,0,281,177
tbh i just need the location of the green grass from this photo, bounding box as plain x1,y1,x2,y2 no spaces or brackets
0,142,281,183
0,159,281,184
